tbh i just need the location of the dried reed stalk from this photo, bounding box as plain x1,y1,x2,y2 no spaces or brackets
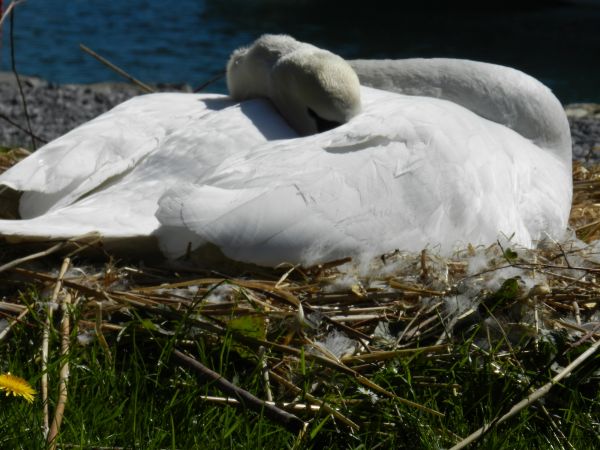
0,306,28,342
173,349,307,434
200,395,323,412
0,0,25,28
41,257,70,437
0,241,70,274
47,290,72,448
269,370,360,431
79,44,155,93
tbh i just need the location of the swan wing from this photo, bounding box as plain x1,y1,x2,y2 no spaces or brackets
0,93,282,218
0,95,297,243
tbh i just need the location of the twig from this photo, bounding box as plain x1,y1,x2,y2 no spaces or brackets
569,323,600,348
549,235,573,268
240,335,395,396
48,288,72,448
274,264,299,289
341,345,450,364
193,70,226,93
269,370,360,431
251,336,443,416
258,346,273,402
419,249,428,281
553,319,600,339
94,301,113,363
0,0,25,28
0,306,28,341
79,44,155,93
0,111,48,143
173,349,307,435
0,232,103,275
395,303,430,344
0,240,69,273
9,4,36,150
388,280,446,296
573,301,582,326
450,336,600,450
200,395,323,412
41,257,70,438
538,403,576,450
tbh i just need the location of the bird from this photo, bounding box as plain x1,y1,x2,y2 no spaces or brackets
227,34,361,135
0,34,572,267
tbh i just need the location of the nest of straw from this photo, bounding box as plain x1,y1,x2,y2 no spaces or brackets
1,149,599,443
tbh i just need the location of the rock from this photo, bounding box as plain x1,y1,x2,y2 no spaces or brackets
566,103,600,164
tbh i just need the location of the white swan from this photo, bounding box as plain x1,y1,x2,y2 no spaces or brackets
0,35,572,266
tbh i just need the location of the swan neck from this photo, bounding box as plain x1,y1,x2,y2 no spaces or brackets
349,58,572,166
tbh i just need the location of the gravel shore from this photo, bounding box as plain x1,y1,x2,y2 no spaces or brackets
0,72,191,149
1,71,599,163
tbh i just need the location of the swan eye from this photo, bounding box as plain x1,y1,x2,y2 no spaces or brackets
307,108,342,133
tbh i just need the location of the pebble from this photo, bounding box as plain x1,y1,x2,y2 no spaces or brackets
566,104,600,164
1,72,599,164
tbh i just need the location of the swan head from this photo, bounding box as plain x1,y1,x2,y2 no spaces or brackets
227,34,361,136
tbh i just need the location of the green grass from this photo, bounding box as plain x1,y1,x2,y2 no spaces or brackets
2,302,599,449
1,251,599,449
1,305,296,449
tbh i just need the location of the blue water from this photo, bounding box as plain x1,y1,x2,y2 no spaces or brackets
2,0,600,103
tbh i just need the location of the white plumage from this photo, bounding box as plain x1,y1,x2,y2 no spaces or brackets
0,35,572,266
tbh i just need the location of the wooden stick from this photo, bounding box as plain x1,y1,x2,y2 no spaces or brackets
0,0,25,28
0,307,29,341
41,257,70,438
193,70,226,93
173,349,307,434
0,232,102,274
7,2,36,149
573,301,582,326
341,345,450,364
48,289,72,448
269,370,360,431
79,44,155,93
258,346,273,402
200,395,323,412
0,241,69,274
0,111,48,143
94,302,113,363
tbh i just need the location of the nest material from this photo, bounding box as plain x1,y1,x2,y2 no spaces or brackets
571,161,600,241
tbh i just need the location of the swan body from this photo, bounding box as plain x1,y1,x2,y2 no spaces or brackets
0,35,572,266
